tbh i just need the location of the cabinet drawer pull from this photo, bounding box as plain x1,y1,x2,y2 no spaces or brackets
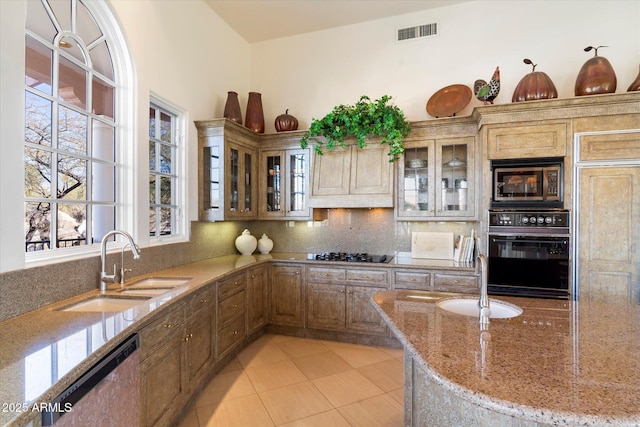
232,330,238,336
200,299,208,303
340,289,345,293
295,271,300,275
184,333,193,342
233,304,238,309
163,323,173,328
251,274,255,278
234,281,239,285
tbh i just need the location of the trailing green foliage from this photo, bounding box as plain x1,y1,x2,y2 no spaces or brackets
300,95,411,161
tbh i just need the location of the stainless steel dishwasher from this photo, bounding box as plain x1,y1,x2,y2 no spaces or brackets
42,333,140,426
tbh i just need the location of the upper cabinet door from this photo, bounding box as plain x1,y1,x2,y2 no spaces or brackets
259,148,311,219
196,119,258,221
311,146,351,197
309,142,394,208
396,135,476,221
435,137,475,218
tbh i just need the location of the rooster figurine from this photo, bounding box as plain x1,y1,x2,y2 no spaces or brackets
474,66,501,105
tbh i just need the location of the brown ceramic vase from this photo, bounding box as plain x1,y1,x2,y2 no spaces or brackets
223,91,243,124
245,92,265,133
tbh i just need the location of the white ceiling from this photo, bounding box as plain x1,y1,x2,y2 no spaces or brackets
204,0,473,43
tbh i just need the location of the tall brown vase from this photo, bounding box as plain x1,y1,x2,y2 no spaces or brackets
223,91,243,124
245,92,265,133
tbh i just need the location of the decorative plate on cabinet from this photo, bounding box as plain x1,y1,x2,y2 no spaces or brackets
426,84,472,118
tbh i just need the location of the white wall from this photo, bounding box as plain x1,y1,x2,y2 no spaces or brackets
108,0,250,229
250,0,640,133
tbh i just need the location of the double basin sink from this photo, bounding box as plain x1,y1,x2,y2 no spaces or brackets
60,278,192,312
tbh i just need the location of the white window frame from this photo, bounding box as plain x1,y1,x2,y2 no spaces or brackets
22,0,136,268
148,95,188,244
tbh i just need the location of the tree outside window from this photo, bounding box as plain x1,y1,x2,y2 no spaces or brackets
24,0,117,252
149,103,179,237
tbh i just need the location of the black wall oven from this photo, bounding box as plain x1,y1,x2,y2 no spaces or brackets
488,210,570,299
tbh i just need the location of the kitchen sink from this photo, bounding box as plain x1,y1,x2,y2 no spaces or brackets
118,288,173,296
436,297,523,319
125,277,191,289
60,295,151,312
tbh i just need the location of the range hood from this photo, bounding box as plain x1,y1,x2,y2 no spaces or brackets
308,142,395,208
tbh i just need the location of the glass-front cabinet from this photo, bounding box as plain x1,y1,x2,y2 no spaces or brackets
196,119,258,221
227,142,257,219
397,136,475,220
259,148,311,219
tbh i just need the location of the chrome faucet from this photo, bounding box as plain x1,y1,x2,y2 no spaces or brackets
100,230,141,291
120,243,141,285
476,253,490,325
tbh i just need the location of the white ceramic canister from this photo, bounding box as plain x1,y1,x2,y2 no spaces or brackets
257,233,274,254
235,229,257,255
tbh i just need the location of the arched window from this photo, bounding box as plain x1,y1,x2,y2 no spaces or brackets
24,0,131,254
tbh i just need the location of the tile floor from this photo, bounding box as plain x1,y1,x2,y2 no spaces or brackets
178,334,404,427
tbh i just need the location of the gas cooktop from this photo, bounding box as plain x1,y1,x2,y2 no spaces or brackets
307,252,393,263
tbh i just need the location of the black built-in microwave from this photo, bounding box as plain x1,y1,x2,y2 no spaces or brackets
491,157,564,209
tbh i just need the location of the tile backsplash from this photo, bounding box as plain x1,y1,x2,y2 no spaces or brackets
0,210,477,322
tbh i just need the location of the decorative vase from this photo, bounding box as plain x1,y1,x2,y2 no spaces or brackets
223,91,243,124
235,229,257,255
257,234,274,254
628,65,640,92
575,46,617,96
245,92,265,133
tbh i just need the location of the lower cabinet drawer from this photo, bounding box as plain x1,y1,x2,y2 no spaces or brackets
218,290,246,327
139,305,185,360
433,274,478,292
307,267,346,282
346,268,389,286
218,272,245,301
393,271,431,290
217,315,246,358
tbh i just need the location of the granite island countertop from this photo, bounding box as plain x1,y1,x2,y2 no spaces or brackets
372,290,640,426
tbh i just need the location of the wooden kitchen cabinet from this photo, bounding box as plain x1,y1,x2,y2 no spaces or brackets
216,271,247,359
306,266,388,335
184,286,215,391
393,268,478,294
397,136,476,220
247,264,269,334
270,263,305,327
433,273,478,293
139,304,187,427
259,147,311,219
309,141,394,208
196,119,258,221
485,119,568,159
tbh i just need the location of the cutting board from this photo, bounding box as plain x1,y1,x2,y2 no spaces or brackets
411,232,454,259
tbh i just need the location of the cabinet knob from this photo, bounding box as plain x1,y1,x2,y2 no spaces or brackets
295,271,300,275
251,274,255,278
232,330,238,336
325,273,330,277
163,323,173,328
340,289,345,293
200,299,207,303
233,304,238,309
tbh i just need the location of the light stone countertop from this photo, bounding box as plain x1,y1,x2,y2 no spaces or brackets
371,290,640,426
0,252,472,426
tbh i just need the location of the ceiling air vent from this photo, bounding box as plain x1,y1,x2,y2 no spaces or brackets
396,23,438,42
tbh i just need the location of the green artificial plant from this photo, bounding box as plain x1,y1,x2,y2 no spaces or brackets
300,95,411,161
